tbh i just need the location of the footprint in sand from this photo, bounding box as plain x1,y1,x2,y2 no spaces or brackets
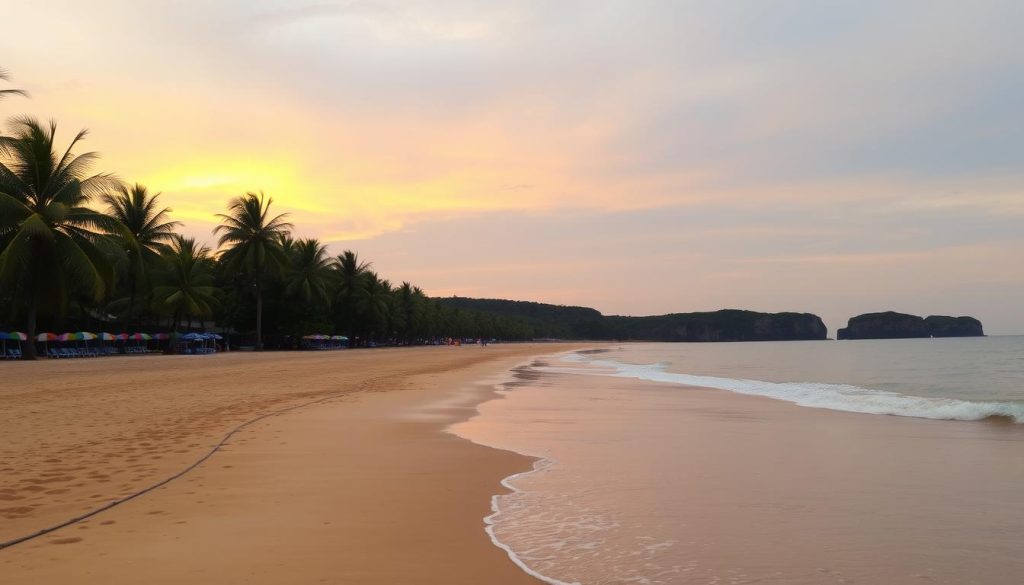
49,537,83,545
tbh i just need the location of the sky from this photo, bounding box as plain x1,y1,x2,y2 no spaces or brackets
2,0,1022,335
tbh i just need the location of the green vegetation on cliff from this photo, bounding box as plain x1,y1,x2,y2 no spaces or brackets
438,298,828,342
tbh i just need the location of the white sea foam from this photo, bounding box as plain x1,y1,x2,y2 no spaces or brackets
483,459,582,585
444,354,583,585
561,353,1024,423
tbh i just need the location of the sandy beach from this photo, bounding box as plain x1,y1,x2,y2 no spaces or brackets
0,344,585,584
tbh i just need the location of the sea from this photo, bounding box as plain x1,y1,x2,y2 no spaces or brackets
449,337,1024,585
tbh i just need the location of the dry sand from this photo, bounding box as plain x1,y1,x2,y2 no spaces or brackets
0,344,586,584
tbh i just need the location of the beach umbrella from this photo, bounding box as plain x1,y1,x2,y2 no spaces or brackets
152,333,169,341
209,333,223,340
129,333,152,341
57,332,77,342
181,332,201,341
36,332,57,354
116,333,129,341
100,332,116,341
78,332,97,341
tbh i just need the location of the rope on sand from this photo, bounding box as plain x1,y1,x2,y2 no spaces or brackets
0,392,350,551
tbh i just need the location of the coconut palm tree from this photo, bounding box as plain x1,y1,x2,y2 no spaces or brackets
285,238,335,307
0,68,27,101
214,191,292,350
0,117,123,359
152,236,217,331
102,183,181,328
393,281,417,343
332,250,370,341
359,272,393,342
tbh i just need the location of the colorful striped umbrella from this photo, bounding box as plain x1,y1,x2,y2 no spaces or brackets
1,332,27,341
116,333,129,341
100,332,116,341
36,332,58,341
129,333,152,341
77,332,97,341
57,332,77,341
152,333,169,340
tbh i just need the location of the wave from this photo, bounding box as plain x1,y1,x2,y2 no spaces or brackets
561,353,1024,424
483,459,581,585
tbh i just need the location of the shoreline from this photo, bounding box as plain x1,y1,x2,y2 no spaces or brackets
1,344,590,584
451,347,1024,584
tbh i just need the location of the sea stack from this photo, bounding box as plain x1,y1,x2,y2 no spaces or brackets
837,312,985,339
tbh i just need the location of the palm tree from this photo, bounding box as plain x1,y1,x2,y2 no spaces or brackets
332,250,370,341
0,117,123,359
152,236,217,331
0,68,27,101
359,272,393,342
102,183,181,329
214,191,292,350
285,238,335,306
393,281,416,343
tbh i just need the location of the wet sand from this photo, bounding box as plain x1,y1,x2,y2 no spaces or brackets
454,366,1024,584
0,344,585,584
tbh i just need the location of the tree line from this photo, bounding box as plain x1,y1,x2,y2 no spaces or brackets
0,68,536,359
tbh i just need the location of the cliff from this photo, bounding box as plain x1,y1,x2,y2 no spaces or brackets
837,312,984,339
605,310,827,342
924,315,985,337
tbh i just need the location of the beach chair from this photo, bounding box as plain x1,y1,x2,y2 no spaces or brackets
48,348,60,359
12,348,22,359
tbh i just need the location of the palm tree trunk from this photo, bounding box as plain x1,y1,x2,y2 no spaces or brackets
127,272,137,331
23,300,38,360
255,282,263,351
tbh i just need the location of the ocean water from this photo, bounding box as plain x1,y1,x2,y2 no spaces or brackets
449,337,1024,585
